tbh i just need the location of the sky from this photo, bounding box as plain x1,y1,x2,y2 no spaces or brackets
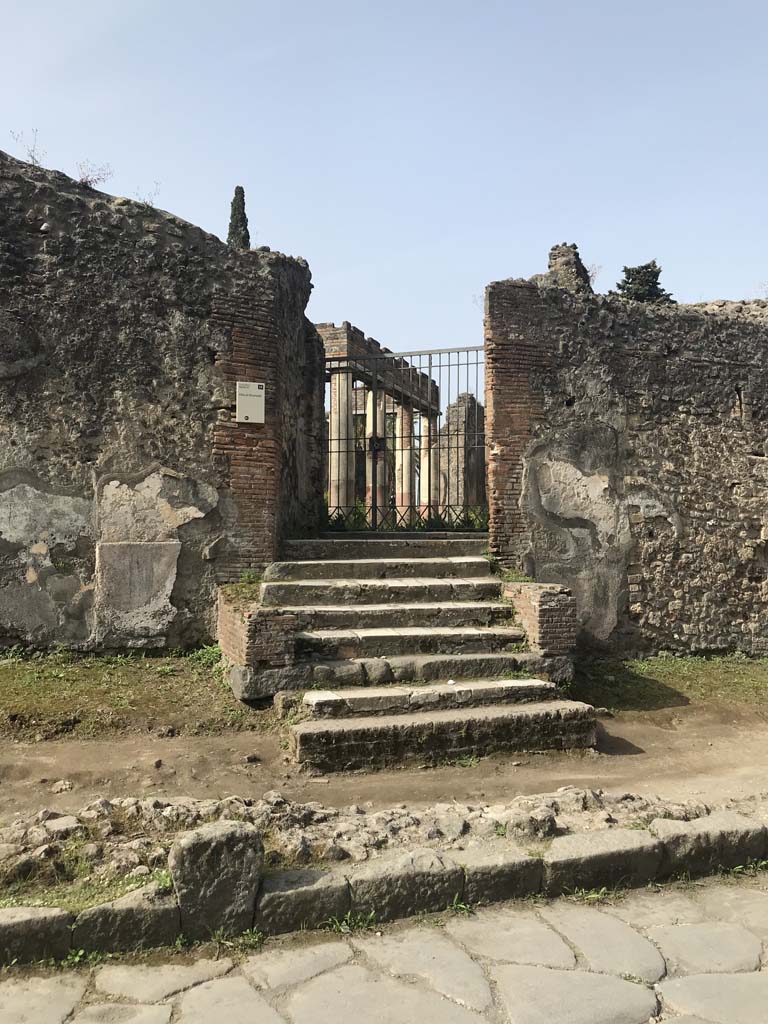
3,0,767,350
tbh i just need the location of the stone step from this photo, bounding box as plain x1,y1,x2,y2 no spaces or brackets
294,626,526,660
299,678,557,719
282,536,488,560
261,577,502,607
263,557,493,582
289,700,597,771
309,650,550,687
276,602,516,630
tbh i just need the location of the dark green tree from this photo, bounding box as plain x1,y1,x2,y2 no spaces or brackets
613,260,675,304
227,185,250,249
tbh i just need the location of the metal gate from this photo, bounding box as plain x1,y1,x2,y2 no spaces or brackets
325,346,487,531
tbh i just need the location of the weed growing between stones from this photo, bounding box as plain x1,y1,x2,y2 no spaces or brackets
211,927,265,958
447,893,474,916
323,910,377,934
565,884,626,905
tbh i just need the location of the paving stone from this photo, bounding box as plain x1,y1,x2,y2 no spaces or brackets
0,975,88,1024
254,867,350,935
543,828,662,894
285,963,487,1024
72,1007,172,1024
444,907,575,968
491,964,658,1024
353,929,492,1011
168,821,263,940
175,976,283,1024
72,883,180,952
660,973,768,1024
0,906,72,963
647,922,762,975
457,845,542,904
695,884,768,940
651,812,768,877
242,940,352,988
347,848,463,922
539,903,666,982
95,958,232,1002
604,889,707,929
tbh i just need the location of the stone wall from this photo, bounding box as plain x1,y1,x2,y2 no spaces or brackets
486,244,768,653
0,151,324,648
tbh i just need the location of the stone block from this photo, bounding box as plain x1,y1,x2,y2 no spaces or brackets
458,845,542,904
168,821,263,940
0,906,73,963
543,828,663,894
72,883,180,952
348,848,463,922
650,811,768,877
254,868,350,935
94,541,181,644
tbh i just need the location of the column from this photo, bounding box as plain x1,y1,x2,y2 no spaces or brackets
395,402,414,525
418,413,440,516
328,371,354,514
365,390,388,525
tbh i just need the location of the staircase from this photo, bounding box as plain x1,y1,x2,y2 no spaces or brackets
262,534,596,772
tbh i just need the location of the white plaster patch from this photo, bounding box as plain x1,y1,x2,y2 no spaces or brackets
99,471,218,543
0,483,90,548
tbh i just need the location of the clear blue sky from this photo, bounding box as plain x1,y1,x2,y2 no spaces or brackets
3,1,767,349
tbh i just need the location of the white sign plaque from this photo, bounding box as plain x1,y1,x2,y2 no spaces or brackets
236,381,265,424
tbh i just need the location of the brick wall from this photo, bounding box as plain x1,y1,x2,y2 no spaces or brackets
504,582,577,656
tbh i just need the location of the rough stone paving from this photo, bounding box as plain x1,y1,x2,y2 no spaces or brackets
2,874,768,1023
0,786,750,886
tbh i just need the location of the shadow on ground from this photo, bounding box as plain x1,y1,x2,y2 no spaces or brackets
571,660,691,712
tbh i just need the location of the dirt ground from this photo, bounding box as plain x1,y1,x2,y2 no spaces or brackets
2,699,768,820
2,652,768,819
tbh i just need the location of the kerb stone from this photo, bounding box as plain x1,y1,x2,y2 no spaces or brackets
168,820,263,940
650,811,768,877
0,906,73,963
543,827,662,894
72,882,180,952
348,847,463,922
254,868,350,935
458,845,542,904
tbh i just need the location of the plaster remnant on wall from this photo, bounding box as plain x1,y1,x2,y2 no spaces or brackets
0,483,91,549
98,470,219,543
94,541,181,646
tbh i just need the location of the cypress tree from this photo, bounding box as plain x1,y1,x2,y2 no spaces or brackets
227,185,250,249
614,260,675,304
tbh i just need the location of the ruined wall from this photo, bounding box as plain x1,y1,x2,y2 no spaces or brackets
0,151,324,648
486,246,768,653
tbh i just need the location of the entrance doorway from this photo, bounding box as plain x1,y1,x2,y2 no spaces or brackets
325,346,487,531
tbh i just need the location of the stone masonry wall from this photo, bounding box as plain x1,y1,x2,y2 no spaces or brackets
0,151,324,648
486,246,768,653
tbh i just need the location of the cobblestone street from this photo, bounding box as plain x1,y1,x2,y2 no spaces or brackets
2,875,767,1023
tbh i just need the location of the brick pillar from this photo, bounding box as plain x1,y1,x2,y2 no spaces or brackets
484,282,555,567
211,294,283,580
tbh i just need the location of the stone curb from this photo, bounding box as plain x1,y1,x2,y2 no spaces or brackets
2,812,766,963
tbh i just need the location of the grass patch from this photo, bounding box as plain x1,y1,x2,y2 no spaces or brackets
0,646,269,741
219,581,263,608
0,867,171,915
571,655,768,713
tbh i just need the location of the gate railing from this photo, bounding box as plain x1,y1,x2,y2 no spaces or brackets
325,345,487,531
